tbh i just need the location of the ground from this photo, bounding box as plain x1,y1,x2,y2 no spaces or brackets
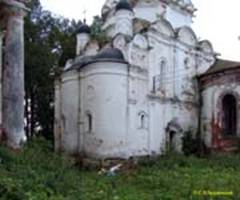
0,138,239,200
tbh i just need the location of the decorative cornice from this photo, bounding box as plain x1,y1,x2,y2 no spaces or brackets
129,0,196,13
147,93,199,107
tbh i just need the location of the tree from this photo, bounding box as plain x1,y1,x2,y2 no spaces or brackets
90,15,109,47
24,0,81,140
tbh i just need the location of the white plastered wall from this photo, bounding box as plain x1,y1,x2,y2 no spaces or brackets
59,70,80,153
79,61,129,158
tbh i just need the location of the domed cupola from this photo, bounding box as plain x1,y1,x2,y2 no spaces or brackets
114,0,134,37
116,0,133,12
76,23,91,55
77,24,91,34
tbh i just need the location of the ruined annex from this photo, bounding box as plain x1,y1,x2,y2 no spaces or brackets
54,0,240,158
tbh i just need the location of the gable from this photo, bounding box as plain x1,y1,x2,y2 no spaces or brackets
150,18,175,37
176,26,197,46
132,34,148,49
199,40,214,54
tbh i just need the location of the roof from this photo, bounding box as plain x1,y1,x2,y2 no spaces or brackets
116,0,133,12
77,24,91,34
64,48,127,72
203,59,240,76
94,48,125,61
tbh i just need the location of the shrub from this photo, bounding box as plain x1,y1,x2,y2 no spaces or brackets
0,137,84,200
182,130,207,157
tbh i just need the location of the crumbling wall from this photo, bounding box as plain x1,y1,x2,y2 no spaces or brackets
200,70,240,151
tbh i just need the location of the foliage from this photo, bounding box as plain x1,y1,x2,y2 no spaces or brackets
0,138,83,199
182,129,207,157
90,16,109,47
182,130,197,156
24,0,81,139
24,1,112,140
0,139,240,199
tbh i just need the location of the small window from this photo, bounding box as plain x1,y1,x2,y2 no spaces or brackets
159,59,166,90
184,58,190,69
160,59,166,75
86,113,93,132
138,112,148,129
140,114,145,128
153,58,167,92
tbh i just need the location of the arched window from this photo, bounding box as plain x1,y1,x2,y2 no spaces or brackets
184,58,190,69
152,58,167,92
140,114,145,128
138,111,148,129
159,59,166,90
86,112,93,133
222,94,237,136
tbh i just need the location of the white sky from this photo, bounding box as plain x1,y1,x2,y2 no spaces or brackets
40,0,240,61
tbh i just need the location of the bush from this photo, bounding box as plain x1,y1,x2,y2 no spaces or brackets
1,137,240,199
0,137,84,200
182,130,207,157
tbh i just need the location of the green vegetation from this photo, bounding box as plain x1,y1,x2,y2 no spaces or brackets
182,129,208,157
0,138,240,199
90,16,109,47
24,0,82,139
24,0,109,140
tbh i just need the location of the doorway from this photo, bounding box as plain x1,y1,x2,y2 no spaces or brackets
222,94,237,136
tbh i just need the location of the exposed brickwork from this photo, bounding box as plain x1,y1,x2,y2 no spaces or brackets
201,66,240,153
200,68,240,90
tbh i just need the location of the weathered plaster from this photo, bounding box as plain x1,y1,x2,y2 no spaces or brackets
54,0,219,158
0,0,27,148
200,70,240,152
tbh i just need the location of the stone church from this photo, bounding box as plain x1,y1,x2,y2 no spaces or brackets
54,0,240,158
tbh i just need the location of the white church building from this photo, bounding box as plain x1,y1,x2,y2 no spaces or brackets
54,0,240,158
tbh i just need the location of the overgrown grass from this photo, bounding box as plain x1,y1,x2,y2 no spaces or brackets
0,138,240,199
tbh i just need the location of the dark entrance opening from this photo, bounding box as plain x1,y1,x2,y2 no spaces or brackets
222,94,237,136
169,131,176,150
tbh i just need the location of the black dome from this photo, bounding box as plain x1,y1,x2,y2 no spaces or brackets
77,24,91,34
116,0,133,12
94,48,125,61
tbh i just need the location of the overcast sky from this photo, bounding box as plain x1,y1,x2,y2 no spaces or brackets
40,0,240,61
